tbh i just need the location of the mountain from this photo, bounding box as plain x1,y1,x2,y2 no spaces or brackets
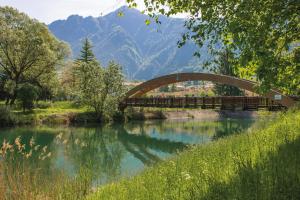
48,6,208,80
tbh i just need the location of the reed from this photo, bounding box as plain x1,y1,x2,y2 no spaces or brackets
0,135,93,200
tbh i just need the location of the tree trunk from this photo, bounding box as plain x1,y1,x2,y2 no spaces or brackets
10,93,17,105
9,82,19,105
5,96,10,105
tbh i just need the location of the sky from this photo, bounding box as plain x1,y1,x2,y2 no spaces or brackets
0,0,145,24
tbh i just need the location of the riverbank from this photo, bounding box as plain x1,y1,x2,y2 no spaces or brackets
88,107,300,200
127,108,268,121
0,101,99,127
0,101,271,127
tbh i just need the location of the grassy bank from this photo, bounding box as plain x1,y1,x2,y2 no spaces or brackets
88,108,300,200
0,101,100,126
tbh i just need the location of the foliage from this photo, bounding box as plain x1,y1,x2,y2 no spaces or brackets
101,61,126,120
17,83,38,112
127,0,300,94
211,48,244,96
88,108,300,199
169,84,176,92
0,6,70,105
159,85,169,92
0,100,93,127
73,60,125,121
74,39,125,121
58,61,77,101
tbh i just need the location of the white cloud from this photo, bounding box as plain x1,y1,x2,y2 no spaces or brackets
0,0,145,24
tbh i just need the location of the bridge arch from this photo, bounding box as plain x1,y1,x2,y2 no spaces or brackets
125,73,295,108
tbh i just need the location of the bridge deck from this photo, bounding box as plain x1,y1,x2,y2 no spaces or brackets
121,96,285,111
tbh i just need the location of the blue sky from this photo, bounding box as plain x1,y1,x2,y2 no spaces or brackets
0,0,145,24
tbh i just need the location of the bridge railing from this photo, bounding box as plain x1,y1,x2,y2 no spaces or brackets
121,96,285,110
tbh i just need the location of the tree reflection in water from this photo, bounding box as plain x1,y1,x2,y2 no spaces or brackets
0,118,255,186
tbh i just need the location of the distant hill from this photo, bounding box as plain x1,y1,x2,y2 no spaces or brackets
49,6,208,80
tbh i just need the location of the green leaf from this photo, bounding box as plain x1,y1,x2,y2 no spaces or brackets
145,19,151,26
117,11,124,17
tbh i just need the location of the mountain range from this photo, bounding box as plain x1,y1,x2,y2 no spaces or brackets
48,6,208,80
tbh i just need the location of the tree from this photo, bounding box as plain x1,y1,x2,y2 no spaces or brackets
170,84,176,92
127,0,299,94
101,61,126,120
74,61,103,119
159,85,169,92
74,41,125,120
76,38,96,63
58,61,77,100
74,61,125,121
0,6,69,105
17,83,38,112
211,49,244,96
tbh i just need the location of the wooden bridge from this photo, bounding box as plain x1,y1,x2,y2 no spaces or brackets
121,73,296,111
121,96,285,111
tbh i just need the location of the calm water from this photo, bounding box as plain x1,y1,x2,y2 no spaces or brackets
0,119,255,186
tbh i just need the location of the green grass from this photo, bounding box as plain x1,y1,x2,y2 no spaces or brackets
87,108,300,200
0,101,95,126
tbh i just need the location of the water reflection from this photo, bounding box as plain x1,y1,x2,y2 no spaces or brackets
0,118,255,186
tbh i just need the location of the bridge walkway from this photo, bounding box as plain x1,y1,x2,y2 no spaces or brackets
121,96,285,111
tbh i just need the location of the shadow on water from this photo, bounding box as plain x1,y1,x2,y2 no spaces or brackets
0,117,256,186
212,119,255,140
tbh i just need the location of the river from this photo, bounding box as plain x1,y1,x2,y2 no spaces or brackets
0,118,255,186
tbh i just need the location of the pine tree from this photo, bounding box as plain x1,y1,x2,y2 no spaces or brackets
76,38,96,63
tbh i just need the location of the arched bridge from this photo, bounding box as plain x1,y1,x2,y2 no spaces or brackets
121,73,296,110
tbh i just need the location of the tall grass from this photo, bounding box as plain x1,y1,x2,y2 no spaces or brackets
87,108,300,200
0,135,93,200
